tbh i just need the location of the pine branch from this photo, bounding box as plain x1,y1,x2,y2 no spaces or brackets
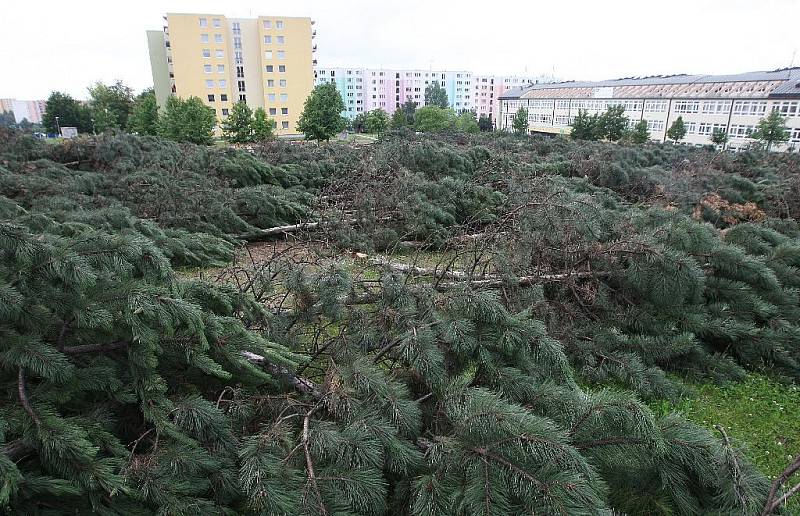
1,439,31,461
715,424,748,510
572,436,648,450
17,367,39,425
369,256,607,289
303,403,327,516
62,341,128,354
762,455,800,515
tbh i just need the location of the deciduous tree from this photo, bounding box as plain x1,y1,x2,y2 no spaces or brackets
424,81,449,108
127,88,159,136
512,107,529,135
222,101,254,144
752,111,789,151
157,96,216,145
251,107,275,141
630,119,650,144
297,82,347,142
667,116,687,143
42,91,92,134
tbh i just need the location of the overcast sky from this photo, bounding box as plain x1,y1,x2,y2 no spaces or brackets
2,0,799,100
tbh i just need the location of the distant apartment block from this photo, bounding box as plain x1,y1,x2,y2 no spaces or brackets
472,75,556,125
499,68,800,152
314,67,474,119
0,98,46,124
147,13,316,135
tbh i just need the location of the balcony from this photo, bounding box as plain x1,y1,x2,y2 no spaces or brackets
312,45,317,52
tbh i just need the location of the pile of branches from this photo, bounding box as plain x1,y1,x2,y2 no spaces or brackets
2,128,800,514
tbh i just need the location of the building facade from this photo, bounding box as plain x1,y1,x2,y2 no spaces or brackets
472,75,556,125
0,99,46,124
499,68,800,152
313,67,473,119
148,13,315,136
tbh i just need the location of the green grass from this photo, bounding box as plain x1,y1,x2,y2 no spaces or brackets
653,374,800,506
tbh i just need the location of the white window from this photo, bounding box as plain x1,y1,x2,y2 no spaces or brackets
277,50,285,59
729,124,755,138
204,64,212,73
219,79,227,88
214,34,223,43
215,49,223,58
279,79,287,87
202,49,211,58
646,119,665,132
733,101,767,116
279,65,286,72
234,51,243,64
790,128,800,144
276,20,284,29
199,18,208,27
277,36,285,44
698,122,727,135
221,108,229,116
200,34,209,43
267,79,275,87
772,101,799,118
263,20,272,29
206,79,214,88
280,93,288,102
268,93,276,102
217,65,225,73
644,100,667,112
673,100,700,114
269,108,277,115
281,107,289,115
281,121,289,129
264,35,272,44
266,65,274,72
685,122,697,134
702,100,731,114
212,18,221,28
264,50,273,59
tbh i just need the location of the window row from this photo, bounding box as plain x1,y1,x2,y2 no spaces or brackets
729,124,756,138
206,79,228,88
773,101,799,117
644,100,668,112
646,119,665,132
262,20,286,29
264,50,286,59
702,100,731,114
265,65,287,73
199,17,222,28
204,64,226,74
202,49,225,58
527,113,552,124
697,122,727,135
266,79,288,87
733,101,767,116
200,34,224,43
264,35,286,44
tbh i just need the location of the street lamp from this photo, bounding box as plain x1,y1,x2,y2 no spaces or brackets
54,116,61,137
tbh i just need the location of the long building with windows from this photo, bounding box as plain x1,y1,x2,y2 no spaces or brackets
313,67,557,121
499,68,800,152
147,13,315,135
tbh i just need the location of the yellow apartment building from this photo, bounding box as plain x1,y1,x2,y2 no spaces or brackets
147,13,315,136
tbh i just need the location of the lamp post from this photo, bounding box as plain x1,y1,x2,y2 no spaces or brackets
54,116,61,137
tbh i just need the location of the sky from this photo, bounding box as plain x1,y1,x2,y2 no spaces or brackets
2,0,799,100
